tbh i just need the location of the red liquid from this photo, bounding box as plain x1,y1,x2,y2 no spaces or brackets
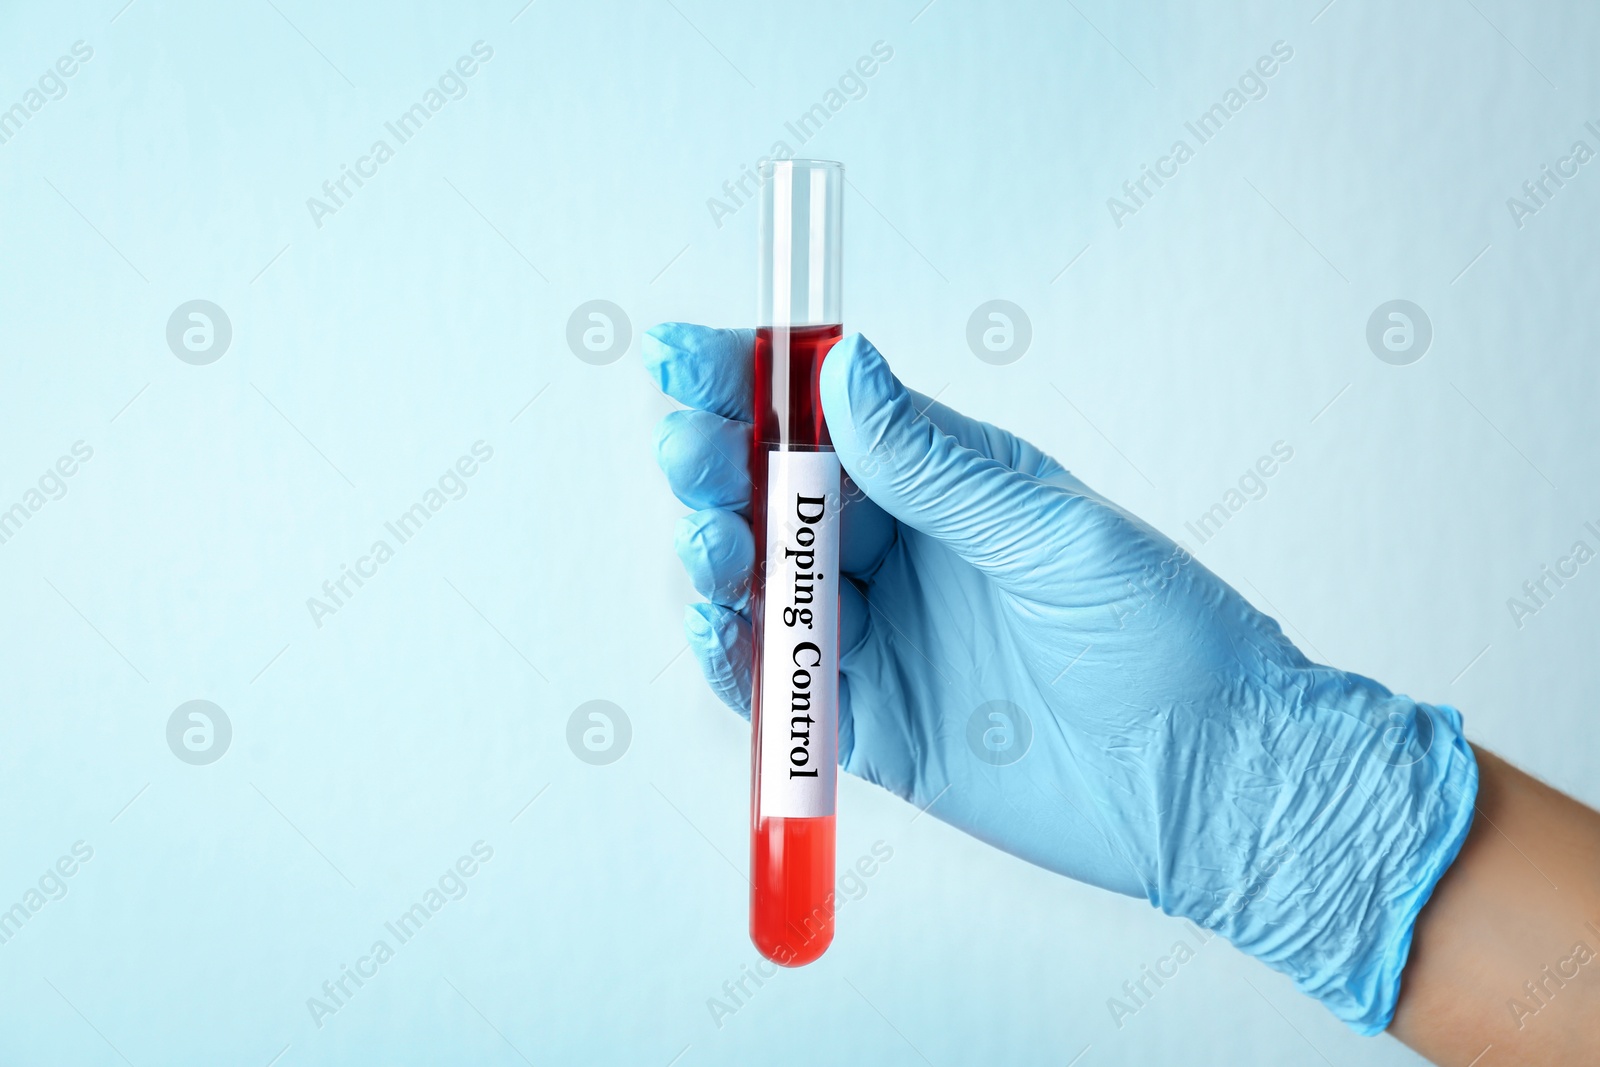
749,323,843,967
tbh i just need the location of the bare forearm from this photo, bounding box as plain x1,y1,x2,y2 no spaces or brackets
1390,746,1600,1065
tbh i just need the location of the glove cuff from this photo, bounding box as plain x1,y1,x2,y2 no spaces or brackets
1164,681,1479,1036
1309,699,1478,1034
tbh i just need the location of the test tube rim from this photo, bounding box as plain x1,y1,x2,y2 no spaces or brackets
757,158,846,177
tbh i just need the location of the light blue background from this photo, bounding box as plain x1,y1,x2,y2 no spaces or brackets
1,0,1596,1063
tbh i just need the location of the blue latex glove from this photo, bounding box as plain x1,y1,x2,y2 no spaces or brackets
643,323,1478,1035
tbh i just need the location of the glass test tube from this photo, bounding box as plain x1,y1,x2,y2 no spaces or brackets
749,159,844,966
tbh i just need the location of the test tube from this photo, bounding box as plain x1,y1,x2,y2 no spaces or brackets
749,159,844,966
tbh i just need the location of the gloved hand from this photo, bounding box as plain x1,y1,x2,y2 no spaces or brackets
643,323,1478,1035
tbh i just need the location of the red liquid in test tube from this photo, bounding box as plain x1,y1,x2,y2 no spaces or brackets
749,161,845,966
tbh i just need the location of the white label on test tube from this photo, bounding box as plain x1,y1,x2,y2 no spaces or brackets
758,450,841,819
